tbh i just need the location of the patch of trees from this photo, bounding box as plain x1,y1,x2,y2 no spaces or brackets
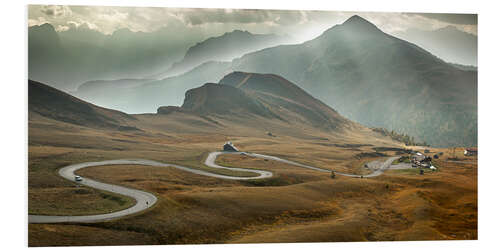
371,127,429,146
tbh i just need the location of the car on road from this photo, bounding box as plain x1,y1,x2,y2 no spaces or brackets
75,175,83,182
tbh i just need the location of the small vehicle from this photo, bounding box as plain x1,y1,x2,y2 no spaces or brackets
75,175,83,182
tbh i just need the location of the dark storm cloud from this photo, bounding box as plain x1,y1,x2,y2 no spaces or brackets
411,13,477,25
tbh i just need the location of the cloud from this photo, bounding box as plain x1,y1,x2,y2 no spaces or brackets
400,13,477,35
410,13,477,25
65,19,99,31
174,8,305,26
55,25,69,32
28,5,477,39
40,5,72,17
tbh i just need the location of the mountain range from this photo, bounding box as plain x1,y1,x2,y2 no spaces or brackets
393,26,477,67
30,15,477,147
29,73,376,144
229,15,477,147
152,30,290,79
28,23,192,91
28,24,290,91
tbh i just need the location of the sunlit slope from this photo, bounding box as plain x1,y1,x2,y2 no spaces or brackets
231,15,477,147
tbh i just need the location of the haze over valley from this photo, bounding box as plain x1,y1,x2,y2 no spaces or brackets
27,6,478,246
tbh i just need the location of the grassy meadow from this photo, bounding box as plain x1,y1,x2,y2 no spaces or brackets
28,113,477,246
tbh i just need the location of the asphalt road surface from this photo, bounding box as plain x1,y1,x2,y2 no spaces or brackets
29,152,398,224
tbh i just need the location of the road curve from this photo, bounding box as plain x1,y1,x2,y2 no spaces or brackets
29,152,397,224
336,156,399,178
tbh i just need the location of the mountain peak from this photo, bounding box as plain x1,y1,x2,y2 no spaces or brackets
29,23,56,33
179,72,349,130
181,82,275,117
343,15,367,23
315,15,382,41
226,29,252,35
342,15,379,30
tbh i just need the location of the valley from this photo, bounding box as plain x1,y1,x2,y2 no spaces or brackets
63,15,476,147
28,74,477,245
26,10,478,247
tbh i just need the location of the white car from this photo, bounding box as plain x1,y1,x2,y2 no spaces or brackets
74,175,83,182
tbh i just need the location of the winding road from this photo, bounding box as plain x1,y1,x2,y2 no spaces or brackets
28,152,398,224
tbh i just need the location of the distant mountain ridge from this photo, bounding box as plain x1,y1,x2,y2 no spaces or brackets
28,23,206,91
152,30,290,78
393,25,477,66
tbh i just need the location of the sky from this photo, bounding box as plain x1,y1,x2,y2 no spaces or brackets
28,5,477,43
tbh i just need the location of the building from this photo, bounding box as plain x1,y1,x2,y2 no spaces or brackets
411,153,432,168
411,153,426,163
223,141,238,152
464,148,478,156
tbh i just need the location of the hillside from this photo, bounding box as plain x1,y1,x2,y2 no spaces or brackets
230,15,477,147
181,83,276,118
158,72,357,132
28,80,137,130
218,72,350,129
153,30,290,78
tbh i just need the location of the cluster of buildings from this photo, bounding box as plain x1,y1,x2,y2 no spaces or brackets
411,152,436,171
464,148,478,156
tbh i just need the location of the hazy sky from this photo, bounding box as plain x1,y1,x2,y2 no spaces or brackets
28,5,477,42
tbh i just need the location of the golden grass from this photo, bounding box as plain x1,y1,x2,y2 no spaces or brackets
29,186,135,216
28,115,476,246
